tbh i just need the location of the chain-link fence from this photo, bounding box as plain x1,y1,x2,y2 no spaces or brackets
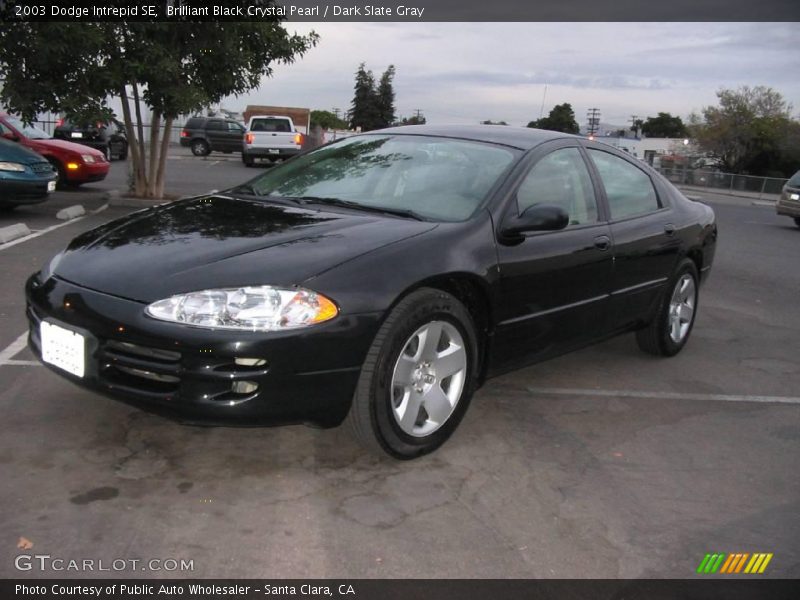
656,166,787,198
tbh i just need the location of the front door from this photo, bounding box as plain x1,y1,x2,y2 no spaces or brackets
491,145,614,372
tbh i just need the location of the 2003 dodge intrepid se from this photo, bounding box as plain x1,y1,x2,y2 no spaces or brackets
26,125,717,459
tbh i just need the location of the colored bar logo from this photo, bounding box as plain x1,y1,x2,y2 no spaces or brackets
696,553,773,574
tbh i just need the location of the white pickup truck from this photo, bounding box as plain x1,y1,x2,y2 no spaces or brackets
242,115,303,166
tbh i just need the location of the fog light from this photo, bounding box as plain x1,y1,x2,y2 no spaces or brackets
66,162,80,170
231,381,258,394
234,357,267,367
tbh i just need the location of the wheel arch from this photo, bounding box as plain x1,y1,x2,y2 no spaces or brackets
390,273,494,386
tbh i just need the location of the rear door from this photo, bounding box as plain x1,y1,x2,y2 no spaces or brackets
223,120,245,151
204,119,226,151
491,142,614,371
584,147,680,330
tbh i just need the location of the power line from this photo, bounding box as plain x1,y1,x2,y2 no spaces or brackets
586,108,601,136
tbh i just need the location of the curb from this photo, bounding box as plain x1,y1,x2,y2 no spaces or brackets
56,205,86,221
0,223,31,244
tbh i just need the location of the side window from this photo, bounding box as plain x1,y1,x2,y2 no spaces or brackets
587,149,660,219
516,147,598,226
0,121,11,136
227,122,243,132
206,120,224,131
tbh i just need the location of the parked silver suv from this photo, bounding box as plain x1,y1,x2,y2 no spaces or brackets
776,170,800,228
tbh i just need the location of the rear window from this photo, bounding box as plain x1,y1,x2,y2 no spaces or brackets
788,170,800,188
250,118,292,133
184,117,205,129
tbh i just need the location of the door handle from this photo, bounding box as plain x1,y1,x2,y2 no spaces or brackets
664,223,676,236
593,235,611,251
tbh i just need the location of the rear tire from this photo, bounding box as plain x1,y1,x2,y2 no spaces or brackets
346,288,478,460
242,153,255,167
794,217,800,229
191,139,210,157
636,259,699,357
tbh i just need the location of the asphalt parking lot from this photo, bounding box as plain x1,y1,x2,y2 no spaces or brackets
0,152,798,579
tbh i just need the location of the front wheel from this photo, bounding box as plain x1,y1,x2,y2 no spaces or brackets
636,259,699,356
346,288,478,459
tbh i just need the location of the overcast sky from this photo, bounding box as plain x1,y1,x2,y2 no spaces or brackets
223,22,800,128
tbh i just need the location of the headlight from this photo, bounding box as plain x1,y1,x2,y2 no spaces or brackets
81,154,96,164
145,286,339,331
0,161,26,172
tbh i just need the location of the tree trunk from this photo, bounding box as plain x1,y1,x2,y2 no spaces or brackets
132,81,147,190
155,117,173,199
147,112,161,198
118,85,145,197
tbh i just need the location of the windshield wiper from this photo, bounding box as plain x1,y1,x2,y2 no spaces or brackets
289,196,427,221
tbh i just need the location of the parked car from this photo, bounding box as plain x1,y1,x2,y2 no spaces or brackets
776,169,800,228
0,137,58,209
180,116,246,156
0,113,109,187
26,125,717,459
53,118,128,161
242,115,303,166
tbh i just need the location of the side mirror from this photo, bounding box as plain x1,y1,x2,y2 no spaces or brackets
501,204,569,237
1,132,19,142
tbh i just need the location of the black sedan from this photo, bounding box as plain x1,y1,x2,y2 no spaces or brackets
53,118,128,161
26,125,717,459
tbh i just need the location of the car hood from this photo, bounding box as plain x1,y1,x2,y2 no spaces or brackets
54,195,436,303
27,138,104,156
0,138,48,164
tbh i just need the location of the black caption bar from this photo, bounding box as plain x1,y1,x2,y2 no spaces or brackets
3,579,800,600
1,0,799,22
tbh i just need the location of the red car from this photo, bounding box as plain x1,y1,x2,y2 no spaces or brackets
0,113,109,187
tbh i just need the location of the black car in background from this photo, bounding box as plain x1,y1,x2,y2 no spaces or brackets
180,116,246,156
26,125,717,459
53,118,128,161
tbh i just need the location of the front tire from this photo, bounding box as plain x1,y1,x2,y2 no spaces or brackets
636,259,699,356
346,288,478,460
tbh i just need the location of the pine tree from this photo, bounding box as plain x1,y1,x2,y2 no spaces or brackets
348,63,379,131
376,65,396,128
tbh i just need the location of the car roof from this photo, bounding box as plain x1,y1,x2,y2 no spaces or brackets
371,124,577,150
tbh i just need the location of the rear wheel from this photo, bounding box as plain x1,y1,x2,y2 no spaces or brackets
794,217,800,229
242,153,255,167
346,288,478,459
636,259,699,356
191,139,210,156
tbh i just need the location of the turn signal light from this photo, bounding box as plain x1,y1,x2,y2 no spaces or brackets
66,162,80,170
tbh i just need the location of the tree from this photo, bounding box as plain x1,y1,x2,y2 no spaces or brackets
376,65,396,129
0,17,317,198
641,112,687,138
690,86,799,176
310,110,348,130
348,63,396,132
481,120,509,125
527,103,579,134
399,113,427,126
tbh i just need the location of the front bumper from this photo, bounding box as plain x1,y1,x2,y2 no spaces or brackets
64,160,110,184
0,175,56,202
776,193,800,218
26,274,381,428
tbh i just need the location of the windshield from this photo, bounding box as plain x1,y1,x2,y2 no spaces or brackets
6,117,52,140
245,134,518,222
787,170,800,188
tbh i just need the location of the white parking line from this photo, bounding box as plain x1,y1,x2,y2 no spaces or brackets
526,386,800,406
0,332,37,367
0,203,107,252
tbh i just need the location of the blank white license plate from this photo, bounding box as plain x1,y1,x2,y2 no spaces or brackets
41,321,85,377
268,149,280,154
47,180,56,192
70,132,83,138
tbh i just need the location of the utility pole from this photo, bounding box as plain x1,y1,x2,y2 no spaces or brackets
586,108,601,137
629,114,640,138
332,108,341,120
413,108,423,120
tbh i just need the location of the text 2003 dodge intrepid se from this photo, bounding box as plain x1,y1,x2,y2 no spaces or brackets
26,125,716,459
